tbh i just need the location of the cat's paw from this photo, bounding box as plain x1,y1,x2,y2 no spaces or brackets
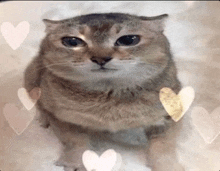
151,163,185,171
55,147,88,171
63,167,74,171
63,166,87,171
55,160,87,171
37,113,50,128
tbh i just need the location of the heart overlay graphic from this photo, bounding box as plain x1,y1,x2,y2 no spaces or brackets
82,149,120,171
17,87,41,110
191,106,220,144
1,21,30,50
159,86,195,122
3,103,36,135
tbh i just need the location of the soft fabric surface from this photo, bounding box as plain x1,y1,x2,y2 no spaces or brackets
0,1,220,171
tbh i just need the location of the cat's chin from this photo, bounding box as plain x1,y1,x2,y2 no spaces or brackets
91,67,118,72
79,76,146,100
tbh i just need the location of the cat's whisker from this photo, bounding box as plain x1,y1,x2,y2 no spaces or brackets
24,62,71,78
43,58,71,68
39,62,71,70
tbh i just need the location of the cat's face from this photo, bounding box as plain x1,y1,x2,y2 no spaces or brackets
41,13,170,92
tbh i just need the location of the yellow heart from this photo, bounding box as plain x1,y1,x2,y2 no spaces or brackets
159,86,195,122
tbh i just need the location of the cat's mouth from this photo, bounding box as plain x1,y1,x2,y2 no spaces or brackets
91,67,118,72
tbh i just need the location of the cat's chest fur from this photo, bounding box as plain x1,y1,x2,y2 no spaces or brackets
39,70,167,132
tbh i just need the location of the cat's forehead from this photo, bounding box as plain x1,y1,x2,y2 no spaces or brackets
44,13,168,35
71,13,139,25
63,13,142,32
55,13,143,43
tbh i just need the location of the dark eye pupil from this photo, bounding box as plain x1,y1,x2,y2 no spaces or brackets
116,35,140,46
62,37,84,47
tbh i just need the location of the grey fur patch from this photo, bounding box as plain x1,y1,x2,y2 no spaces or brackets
106,127,148,146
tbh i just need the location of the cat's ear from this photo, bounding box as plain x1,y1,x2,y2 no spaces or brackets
43,19,60,33
139,14,168,32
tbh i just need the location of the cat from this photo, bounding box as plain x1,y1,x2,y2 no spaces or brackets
24,13,184,171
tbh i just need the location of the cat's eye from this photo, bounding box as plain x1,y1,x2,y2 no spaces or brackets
62,37,86,47
115,35,140,46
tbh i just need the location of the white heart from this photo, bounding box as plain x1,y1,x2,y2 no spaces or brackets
1,21,30,50
3,103,35,135
82,149,117,171
191,106,220,144
17,88,38,110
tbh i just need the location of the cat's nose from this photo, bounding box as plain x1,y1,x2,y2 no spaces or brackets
90,56,112,66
